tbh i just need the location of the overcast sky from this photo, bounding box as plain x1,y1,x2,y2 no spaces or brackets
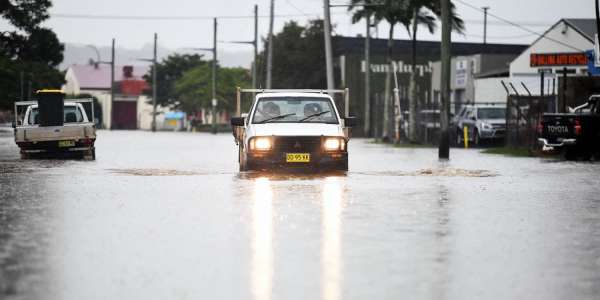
1,0,596,67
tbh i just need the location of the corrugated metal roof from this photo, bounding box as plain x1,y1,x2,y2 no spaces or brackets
564,18,597,41
68,64,150,90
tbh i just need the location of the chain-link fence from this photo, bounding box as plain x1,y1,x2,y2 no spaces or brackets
506,95,556,150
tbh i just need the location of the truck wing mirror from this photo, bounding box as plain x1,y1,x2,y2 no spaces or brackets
344,116,357,127
230,117,245,127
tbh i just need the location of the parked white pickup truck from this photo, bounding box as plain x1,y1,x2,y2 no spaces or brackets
13,90,96,160
231,89,356,171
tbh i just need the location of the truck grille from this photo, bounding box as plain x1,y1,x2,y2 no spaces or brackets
274,136,322,153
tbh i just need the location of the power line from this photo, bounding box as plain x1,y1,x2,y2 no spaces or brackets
454,0,585,52
50,12,342,21
284,0,317,18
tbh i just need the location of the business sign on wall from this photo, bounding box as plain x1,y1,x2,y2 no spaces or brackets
530,52,588,67
455,60,468,88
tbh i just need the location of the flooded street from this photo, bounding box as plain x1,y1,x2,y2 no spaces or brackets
1,130,599,300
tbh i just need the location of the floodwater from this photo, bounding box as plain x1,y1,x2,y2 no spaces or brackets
0,130,599,300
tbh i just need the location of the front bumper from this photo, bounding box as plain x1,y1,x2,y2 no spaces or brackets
538,138,577,151
479,128,505,139
248,151,347,169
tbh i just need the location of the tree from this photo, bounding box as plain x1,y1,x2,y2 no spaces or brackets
143,53,206,108
175,64,251,115
405,0,464,143
260,20,328,89
0,0,64,110
350,0,412,141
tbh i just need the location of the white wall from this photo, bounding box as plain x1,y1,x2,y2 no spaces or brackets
509,20,593,89
474,78,510,104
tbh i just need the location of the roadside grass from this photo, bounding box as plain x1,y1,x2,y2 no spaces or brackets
480,147,534,157
368,139,435,148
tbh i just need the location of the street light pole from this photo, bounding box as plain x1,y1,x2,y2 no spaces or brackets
110,38,115,130
152,33,157,132
323,0,335,94
253,5,258,89
439,0,451,159
212,18,218,134
266,0,274,89
364,15,371,136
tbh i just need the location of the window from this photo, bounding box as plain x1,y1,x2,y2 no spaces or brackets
252,97,338,124
28,106,84,125
477,108,506,119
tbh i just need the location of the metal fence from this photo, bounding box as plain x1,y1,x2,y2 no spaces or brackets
506,95,556,150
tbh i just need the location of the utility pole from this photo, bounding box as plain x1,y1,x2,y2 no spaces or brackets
364,15,371,136
253,4,258,89
266,0,274,89
482,7,489,45
323,0,335,94
212,18,218,134
152,33,157,132
110,39,115,130
439,0,451,159
19,71,24,100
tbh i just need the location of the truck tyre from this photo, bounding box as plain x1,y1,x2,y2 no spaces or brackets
564,146,578,161
239,145,248,171
83,149,95,161
339,157,348,171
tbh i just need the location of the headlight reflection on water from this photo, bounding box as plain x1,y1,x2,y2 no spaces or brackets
251,177,273,300
321,177,343,300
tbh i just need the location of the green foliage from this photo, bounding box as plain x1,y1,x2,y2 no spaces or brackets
259,20,328,89
175,63,252,114
0,0,64,110
143,53,206,107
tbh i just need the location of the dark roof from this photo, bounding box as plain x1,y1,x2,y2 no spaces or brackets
333,36,528,59
475,68,510,79
564,19,597,41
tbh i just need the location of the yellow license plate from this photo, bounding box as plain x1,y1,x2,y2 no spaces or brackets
286,153,310,163
58,140,75,147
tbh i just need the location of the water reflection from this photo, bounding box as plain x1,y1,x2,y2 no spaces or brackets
321,177,343,300
251,177,273,300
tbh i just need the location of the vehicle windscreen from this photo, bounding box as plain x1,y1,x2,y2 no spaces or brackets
28,106,84,125
477,108,505,120
252,97,338,124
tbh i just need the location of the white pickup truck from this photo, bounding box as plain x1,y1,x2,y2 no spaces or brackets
14,94,96,160
231,89,356,171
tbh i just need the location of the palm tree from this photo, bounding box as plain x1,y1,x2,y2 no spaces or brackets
350,0,411,141
406,0,464,143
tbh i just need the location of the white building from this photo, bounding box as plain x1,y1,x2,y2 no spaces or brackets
509,19,596,95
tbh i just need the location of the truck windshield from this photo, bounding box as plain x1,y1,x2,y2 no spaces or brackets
28,106,84,125
252,97,338,124
477,108,505,119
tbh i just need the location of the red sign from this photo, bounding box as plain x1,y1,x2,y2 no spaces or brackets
530,53,588,67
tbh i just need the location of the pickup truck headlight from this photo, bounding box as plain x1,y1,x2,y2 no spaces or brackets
481,123,492,130
324,137,345,151
250,137,272,151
